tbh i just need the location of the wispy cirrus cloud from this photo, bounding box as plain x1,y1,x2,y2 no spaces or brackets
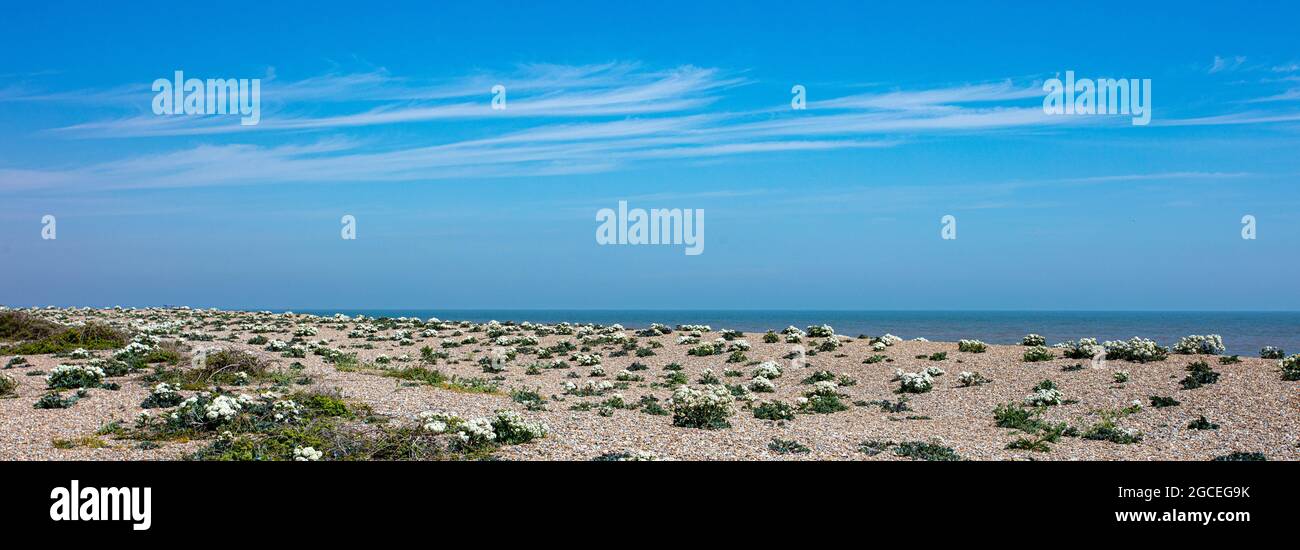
3,62,1294,193
45,63,746,138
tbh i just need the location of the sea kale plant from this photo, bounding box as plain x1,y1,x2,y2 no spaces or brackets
1260,346,1285,360
1022,346,1054,362
1173,334,1225,355
1180,361,1221,389
958,371,991,387
46,364,106,390
896,370,934,394
1059,338,1101,359
1104,337,1169,363
1024,379,1063,406
668,384,734,429
797,380,849,413
1280,354,1300,381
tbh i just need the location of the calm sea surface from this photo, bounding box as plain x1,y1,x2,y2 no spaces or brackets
289,310,1300,356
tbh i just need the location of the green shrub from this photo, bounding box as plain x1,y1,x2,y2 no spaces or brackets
1,322,128,355
1149,395,1180,408
1179,361,1220,389
1022,346,1054,362
893,441,961,461
753,400,795,421
768,438,810,454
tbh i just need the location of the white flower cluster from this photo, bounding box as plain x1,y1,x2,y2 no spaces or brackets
958,371,990,387
816,337,842,351
489,409,548,443
748,376,775,392
1281,354,1299,381
781,326,805,336
572,353,602,367
1057,337,1102,358
1260,346,1285,359
1104,337,1168,362
1173,334,1225,355
668,384,734,428
46,364,106,389
1022,334,1046,346
457,417,497,447
272,399,302,422
113,341,154,360
808,380,839,397
957,339,987,353
417,410,461,433
898,371,933,393
924,366,945,377
1024,387,1063,407
293,325,319,337
727,339,751,352
806,325,835,337
494,335,538,347
563,380,614,396
676,324,712,332
152,382,178,399
204,395,243,421
871,342,888,351
69,348,92,359
293,446,323,461
266,339,289,351
752,361,783,379
878,334,903,346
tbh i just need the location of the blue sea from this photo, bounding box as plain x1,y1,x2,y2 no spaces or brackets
289,310,1299,356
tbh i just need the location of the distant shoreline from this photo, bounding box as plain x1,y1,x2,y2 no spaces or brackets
4,306,1297,356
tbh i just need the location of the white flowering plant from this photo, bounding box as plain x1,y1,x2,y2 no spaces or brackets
958,371,990,387
1022,345,1054,362
748,376,776,393
46,364,106,390
1104,337,1169,363
1260,346,1285,359
805,325,835,338
897,371,933,394
488,409,548,445
797,380,849,413
292,446,323,461
668,385,734,429
1281,354,1300,381
1059,338,1101,359
1024,380,1063,407
957,339,988,353
751,361,783,380
140,382,184,408
1173,334,1225,355
877,334,903,346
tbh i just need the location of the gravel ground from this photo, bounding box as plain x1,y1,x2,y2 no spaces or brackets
2,307,1296,461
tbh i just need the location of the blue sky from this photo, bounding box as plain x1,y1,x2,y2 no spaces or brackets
1,1,1298,310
